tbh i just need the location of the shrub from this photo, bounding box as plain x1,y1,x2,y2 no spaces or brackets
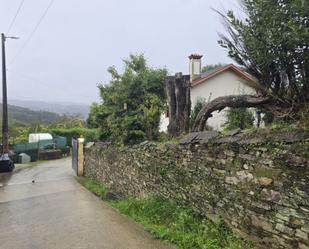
51,128,100,145
224,108,254,131
190,98,213,131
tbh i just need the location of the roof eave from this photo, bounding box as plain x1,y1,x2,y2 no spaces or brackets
191,64,261,90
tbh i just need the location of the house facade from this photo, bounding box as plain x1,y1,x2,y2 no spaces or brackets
160,54,261,131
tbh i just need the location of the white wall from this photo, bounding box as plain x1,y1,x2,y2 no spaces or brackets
191,70,257,130
159,114,169,132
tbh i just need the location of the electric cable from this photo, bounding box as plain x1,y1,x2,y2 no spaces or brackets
9,0,54,66
6,0,25,34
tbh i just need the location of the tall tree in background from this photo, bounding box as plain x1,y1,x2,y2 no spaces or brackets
88,54,167,145
193,0,309,131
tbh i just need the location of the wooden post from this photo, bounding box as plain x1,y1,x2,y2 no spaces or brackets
77,137,84,176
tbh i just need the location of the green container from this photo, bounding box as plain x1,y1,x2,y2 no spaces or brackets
54,136,67,149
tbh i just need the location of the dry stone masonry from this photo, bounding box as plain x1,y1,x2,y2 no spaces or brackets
84,129,309,249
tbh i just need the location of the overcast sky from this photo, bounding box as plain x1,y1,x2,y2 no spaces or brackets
0,0,242,105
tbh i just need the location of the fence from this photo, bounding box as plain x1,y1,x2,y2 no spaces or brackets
12,136,68,162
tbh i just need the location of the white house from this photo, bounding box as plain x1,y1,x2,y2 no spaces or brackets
160,54,261,131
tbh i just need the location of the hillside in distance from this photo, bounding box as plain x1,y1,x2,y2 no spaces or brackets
9,99,90,119
0,104,61,125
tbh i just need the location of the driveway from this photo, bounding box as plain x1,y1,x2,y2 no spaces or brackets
0,158,172,249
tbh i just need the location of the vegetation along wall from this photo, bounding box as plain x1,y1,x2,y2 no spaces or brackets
84,129,309,249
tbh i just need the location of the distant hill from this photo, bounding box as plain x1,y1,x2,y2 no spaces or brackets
0,104,61,125
9,100,90,119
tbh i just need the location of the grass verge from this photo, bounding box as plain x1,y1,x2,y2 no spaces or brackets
77,177,252,249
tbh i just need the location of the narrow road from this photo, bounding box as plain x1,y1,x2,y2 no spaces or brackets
0,158,172,249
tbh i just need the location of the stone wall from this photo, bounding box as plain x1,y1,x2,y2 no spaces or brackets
84,129,309,249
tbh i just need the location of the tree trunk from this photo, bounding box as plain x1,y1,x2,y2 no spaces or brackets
165,76,176,120
192,95,272,131
165,76,177,136
165,73,191,136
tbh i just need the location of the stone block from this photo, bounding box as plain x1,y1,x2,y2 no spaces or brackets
212,168,226,175
225,176,240,185
299,243,309,249
195,131,219,144
239,154,256,161
258,177,273,186
243,164,249,170
224,150,235,157
236,171,254,181
296,188,309,199
258,147,268,152
302,225,309,233
252,201,272,211
225,128,241,136
251,215,274,233
179,132,199,145
260,159,274,166
296,229,308,240
261,189,281,202
276,213,290,222
273,235,291,248
275,223,295,236
290,217,304,227
300,207,309,213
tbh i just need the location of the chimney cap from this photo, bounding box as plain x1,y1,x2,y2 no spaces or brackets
188,54,203,59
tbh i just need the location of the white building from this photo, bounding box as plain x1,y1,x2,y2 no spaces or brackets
160,54,261,131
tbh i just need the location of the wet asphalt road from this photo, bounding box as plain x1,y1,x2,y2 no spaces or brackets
0,158,172,249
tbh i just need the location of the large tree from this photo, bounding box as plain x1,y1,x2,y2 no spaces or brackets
88,54,167,145
193,0,309,131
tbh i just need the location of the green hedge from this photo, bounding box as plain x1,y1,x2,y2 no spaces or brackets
51,128,100,145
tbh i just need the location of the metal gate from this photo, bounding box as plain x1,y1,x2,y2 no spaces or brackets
72,138,78,176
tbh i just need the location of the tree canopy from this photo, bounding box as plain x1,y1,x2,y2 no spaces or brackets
193,0,309,131
88,54,167,145
218,0,309,104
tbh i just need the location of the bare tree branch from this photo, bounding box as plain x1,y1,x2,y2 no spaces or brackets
192,95,272,131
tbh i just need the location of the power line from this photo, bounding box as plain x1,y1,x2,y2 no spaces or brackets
8,0,55,66
6,0,25,34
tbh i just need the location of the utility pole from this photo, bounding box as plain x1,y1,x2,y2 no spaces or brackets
0,33,18,172
1,33,9,155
